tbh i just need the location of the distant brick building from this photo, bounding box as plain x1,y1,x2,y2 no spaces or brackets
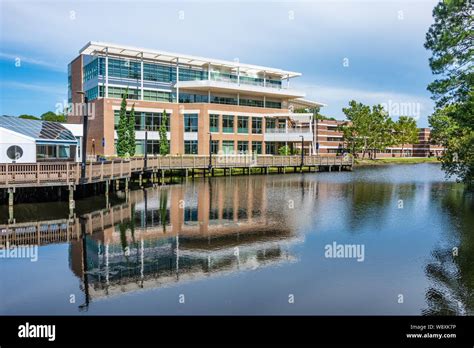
314,119,444,157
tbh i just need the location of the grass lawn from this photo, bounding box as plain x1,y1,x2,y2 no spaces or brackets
355,157,441,166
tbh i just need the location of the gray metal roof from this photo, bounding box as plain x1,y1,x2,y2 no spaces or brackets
0,115,77,142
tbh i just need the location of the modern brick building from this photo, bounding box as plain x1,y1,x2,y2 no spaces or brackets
68,42,323,157
412,128,445,157
315,119,444,157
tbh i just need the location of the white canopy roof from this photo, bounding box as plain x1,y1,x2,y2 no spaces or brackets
80,41,302,79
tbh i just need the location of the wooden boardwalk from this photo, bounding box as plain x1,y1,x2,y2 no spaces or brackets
0,155,353,189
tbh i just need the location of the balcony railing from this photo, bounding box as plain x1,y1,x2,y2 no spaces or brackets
209,72,284,89
265,128,312,134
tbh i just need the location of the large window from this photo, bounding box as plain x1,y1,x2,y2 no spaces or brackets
107,58,141,79
101,86,139,100
99,86,170,102
265,100,282,109
240,76,264,87
143,62,173,82
265,118,276,130
114,110,170,131
184,113,198,132
222,140,234,154
179,93,208,103
237,141,249,153
36,144,73,160
252,141,262,154
184,140,198,154
237,116,248,133
266,79,282,88
85,86,99,101
135,140,145,156
240,98,264,108
146,140,160,155
222,115,234,133
252,117,262,134
211,96,237,105
211,140,219,154
266,142,278,155
83,59,99,82
179,67,207,81
210,114,219,132
143,90,172,102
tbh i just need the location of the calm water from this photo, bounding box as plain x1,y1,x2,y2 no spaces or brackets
1,164,473,315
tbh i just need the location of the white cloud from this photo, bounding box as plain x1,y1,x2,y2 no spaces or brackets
296,82,434,123
1,81,66,96
0,52,64,71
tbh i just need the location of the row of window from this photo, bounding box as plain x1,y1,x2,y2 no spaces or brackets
113,110,171,131
210,114,267,133
112,111,281,133
87,86,172,102
115,139,287,155
184,140,264,155
84,85,281,109
84,59,99,82
83,56,283,89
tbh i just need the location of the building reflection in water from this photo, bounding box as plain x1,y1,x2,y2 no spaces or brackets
66,178,302,310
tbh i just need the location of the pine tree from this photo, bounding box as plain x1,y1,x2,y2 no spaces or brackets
425,0,473,184
128,103,136,157
116,89,129,157
394,116,418,157
159,110,169,155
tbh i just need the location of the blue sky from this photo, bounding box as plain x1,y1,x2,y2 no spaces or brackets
0,0,438,126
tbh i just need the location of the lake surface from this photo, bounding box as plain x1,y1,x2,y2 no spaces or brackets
1,163,473,315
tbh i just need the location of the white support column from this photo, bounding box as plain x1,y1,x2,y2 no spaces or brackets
105,47,109,98
287,74,290,88
263,71,266,87
140,52,144,100
208,90,211,103
176,58,179,103
237,66,240,85
208,62,211,81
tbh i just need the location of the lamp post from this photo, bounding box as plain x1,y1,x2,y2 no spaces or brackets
208,132,213,171
144,126,148,169
76,91,88,182
300,135,304,169
315,113,319,155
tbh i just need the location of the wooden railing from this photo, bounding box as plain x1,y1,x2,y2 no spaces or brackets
0,155,353,187
0,203,132,246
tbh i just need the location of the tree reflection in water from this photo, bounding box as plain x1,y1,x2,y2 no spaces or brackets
423,187,474,315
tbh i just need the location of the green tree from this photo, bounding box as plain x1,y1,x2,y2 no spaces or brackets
128,103,136,157
41,111,67,122
278,145,291,155
340,100,372,158
116,89,129,157
341,101,395,159
425,0,473,184
366,105,394,159
430,105,473,181
18,114,40,120
394,116,419,157
159,110,169,156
